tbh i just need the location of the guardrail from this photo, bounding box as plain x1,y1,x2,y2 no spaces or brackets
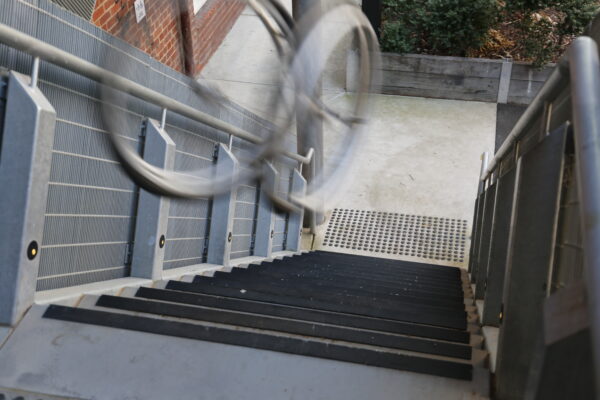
0,23,313,166
471,36,600,399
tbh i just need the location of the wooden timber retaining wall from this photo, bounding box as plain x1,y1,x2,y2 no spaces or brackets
349,52,554,105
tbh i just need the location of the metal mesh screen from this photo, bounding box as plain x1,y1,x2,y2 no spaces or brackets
272,162,292,252
50,0,96,20
551,155,584,291
162,123,215,270
1,0,277,288
227,109,260,259
0,0,159,291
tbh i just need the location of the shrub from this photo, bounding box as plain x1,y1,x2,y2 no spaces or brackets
381,0,499,56
381,0,599,67
503,0,599,67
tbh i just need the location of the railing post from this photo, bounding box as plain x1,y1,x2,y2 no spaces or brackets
0,72,56,325
469,152,490,277
286,168,307,252
569,36,600,397
253,162,278,258
130,119,175,279
207,144,238,266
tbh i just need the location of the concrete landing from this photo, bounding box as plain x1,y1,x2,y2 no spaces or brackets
0,305,486,400
201,2,497,268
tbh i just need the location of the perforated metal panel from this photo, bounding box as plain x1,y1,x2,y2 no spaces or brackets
51,0,96,20
1,0,277,287
551,154,584,291
162,123,215,270
322,209,468,264
272,162,292,252
227,109,260,260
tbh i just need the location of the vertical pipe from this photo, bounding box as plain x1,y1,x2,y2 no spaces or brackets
160,108,167,130
479,152,490,195
30,56,40,88
568,36,600,396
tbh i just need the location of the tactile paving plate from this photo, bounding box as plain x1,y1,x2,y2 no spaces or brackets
322,209,468,264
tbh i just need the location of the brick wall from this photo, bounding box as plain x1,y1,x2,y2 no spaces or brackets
181,0,246,75
92,0,186,72
91,0,245,76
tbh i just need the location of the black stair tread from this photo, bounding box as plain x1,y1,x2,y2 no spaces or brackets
43,304,473,380
166,280,468,330
218,266,465,299
299,251,461,277
190,275,467,316
225,263,462,296
196,273,466,311
135,287,471,343
263,257,463,288
95,294,472,360
260,259,462,288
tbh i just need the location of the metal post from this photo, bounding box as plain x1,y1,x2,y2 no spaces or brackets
160,108,167,130
30,56,40,88
253,162,278,258
0,72,56,325
293,0,323,228
568,36,600,397
286,169,307,251
479,152,490,194
207,144,238,266
469,152,491,276
130,119,175,279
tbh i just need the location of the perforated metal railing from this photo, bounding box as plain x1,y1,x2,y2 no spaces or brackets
468,36,600,399
272,162,293,252
36,82,144,290
0,0,283,289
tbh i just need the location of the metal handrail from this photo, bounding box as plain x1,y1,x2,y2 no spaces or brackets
482,59,569,181
0,23,313,165
481,36,600,396
568,36,600,398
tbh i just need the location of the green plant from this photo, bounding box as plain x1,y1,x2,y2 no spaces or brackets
381,0,499,56
504,0,599,67
381,0,599,67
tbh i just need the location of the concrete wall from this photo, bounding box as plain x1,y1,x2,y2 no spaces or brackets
372,53,553,105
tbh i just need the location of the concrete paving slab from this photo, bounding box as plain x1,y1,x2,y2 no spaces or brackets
202,3,496,269
0,305,487,400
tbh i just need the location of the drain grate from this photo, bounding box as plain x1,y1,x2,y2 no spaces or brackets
322,209,468,263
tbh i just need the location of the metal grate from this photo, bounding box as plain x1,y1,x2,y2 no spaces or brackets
323,209,468,263
1,0,279,288
51,0,96,20
271,162,292,252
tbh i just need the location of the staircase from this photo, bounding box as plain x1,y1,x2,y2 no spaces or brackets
41,251,488,385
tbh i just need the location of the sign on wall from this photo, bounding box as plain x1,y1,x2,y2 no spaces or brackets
134,0,146,22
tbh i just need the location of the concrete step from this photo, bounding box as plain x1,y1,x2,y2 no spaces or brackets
55,295,473,380
42,252,486,384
